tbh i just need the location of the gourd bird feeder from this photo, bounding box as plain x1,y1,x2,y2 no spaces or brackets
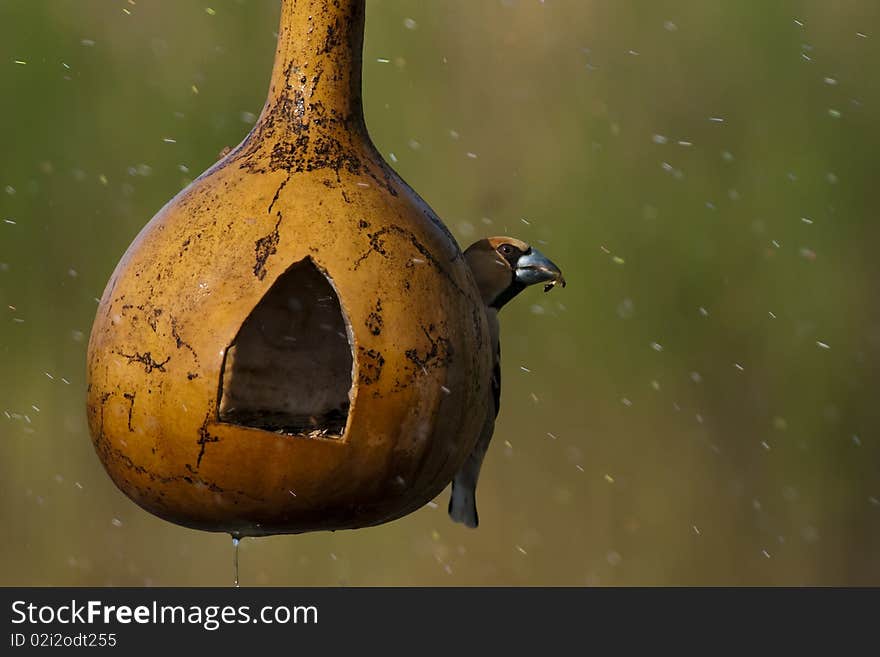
86,0,492,536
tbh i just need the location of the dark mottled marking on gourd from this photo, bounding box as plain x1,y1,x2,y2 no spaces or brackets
358,347,385,385
116,351,170,373
230,1,404,195
352,228,388,267
148,308,163,333
366,298,383,335
405,323,454,372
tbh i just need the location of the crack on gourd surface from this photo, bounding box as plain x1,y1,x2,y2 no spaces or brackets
170,316,199,365
196,420,220,469
123,392,135,432
268,173,292,215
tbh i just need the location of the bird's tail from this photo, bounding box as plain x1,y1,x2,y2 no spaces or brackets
448,477,479,528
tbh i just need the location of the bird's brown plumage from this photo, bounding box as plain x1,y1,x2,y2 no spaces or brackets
449,237,564,527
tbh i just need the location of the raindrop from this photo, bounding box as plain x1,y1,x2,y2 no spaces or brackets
617,298,635,319
232,536,241,588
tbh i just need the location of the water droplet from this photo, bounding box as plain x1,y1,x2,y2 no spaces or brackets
232,536,241,588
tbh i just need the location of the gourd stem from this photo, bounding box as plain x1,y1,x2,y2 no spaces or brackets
261,0,367,130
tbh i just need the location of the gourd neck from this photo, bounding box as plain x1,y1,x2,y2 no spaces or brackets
262,0,366,131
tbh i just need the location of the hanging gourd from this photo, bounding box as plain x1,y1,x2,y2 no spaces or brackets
86,0,492,536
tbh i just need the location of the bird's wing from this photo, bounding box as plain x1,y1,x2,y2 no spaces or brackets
491,340,501,418
486,307,501,418
447,310,501,527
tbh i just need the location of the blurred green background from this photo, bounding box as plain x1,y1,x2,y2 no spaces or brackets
2,0,880,586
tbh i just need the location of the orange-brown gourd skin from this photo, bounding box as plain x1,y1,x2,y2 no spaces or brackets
85,0,491,536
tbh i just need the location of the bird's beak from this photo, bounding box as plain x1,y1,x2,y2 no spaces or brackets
515,248,566,291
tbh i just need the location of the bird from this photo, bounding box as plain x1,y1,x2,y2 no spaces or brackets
449,236,565,527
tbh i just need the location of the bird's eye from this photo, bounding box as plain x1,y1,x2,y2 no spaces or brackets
499,245,513,255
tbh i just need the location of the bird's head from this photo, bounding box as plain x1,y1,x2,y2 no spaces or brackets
464,236,566,310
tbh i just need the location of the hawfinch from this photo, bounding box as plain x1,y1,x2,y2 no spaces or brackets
449,237,565,527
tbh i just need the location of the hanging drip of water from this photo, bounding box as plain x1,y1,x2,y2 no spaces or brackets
232,535,241,588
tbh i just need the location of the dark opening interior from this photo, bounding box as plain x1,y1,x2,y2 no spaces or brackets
218,257,353,438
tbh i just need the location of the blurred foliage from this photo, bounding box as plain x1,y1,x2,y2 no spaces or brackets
2,0,880,585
